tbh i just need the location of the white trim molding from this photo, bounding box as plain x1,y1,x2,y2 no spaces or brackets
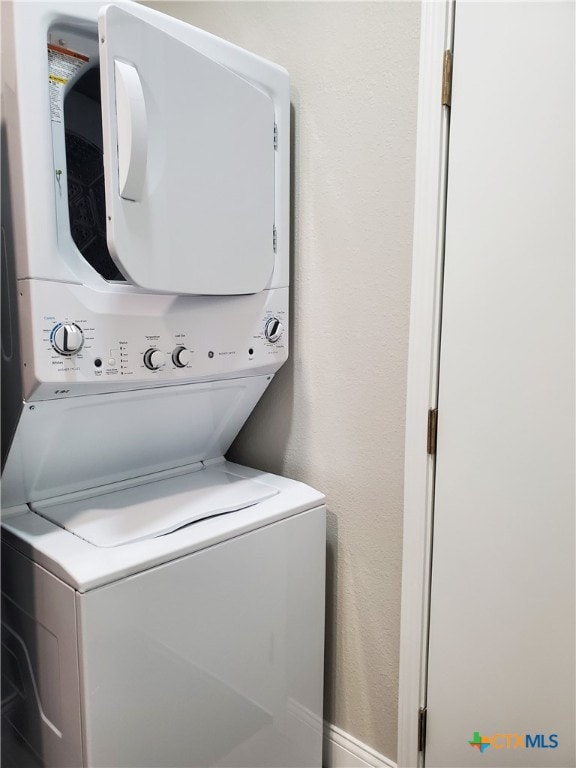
324,723,397,768
397,1,454,768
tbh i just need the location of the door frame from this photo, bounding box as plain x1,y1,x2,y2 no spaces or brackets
397,2,454,766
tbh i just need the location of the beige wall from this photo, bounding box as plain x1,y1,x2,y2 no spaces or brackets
146,2,421,760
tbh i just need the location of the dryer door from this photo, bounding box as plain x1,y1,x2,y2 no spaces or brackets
98,4,276,295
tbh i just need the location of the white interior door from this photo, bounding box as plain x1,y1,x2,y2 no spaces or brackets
425,3,575,766
98,4,276,295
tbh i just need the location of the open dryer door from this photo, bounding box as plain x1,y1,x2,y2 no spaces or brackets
98,4,276,295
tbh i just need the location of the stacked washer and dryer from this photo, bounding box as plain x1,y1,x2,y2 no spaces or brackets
0,2,326,766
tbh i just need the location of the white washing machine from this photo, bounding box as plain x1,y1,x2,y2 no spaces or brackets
2,463,326,768
0,2,325,766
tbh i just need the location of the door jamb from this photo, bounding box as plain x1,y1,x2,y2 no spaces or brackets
397,2,454,766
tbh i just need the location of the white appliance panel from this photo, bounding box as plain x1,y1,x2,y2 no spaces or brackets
1,380,271,509
99,3,277,295
77,507,325,768
2,462,326,593
1,543,83,768
18,280,288,401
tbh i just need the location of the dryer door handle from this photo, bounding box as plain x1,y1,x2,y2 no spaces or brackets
114,60,148,202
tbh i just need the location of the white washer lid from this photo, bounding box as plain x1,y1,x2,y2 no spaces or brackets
30,468,278,548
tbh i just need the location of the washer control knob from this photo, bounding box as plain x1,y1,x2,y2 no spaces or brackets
172,346,191,368
143,348,166,370
51,323,84,355
264,317,283,343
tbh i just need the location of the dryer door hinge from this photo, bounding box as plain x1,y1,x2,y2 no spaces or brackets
418,707,428,752
442,49,453,107
274,122,278,150
427,408,438,455
273,225,278,253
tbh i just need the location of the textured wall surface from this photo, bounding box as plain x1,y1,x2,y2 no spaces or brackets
146,2,421,760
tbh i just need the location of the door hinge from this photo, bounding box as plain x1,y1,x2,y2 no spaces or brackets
273,122,278,150
427,408,438,455
442,49,453,107
273,225,277,253
418,707,428,752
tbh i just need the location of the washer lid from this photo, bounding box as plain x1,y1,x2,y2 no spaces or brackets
98,3,275,295
31,467,278,548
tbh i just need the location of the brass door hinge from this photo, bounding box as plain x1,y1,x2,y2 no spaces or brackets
427,408,438,455
442,49,453,107
418,707,428,752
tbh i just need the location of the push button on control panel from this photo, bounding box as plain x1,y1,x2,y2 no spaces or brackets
51,323,84,356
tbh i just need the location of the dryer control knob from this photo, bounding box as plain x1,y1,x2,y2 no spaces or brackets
172,346,191,368
143,348,166,370
51,323,84,356
264,317,283,343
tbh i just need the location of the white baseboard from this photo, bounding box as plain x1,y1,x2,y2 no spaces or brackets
323,723,397,768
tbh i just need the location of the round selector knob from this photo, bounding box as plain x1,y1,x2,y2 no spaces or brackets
172,346,191,368
51,323,84,356
264,317,284,343
143,348,166,371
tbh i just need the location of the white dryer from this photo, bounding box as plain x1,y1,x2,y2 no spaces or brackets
0,2,325,766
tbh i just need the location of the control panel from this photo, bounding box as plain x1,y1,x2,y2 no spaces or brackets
20,281,288,401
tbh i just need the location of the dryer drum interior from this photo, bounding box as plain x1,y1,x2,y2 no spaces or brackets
64,67,125,282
